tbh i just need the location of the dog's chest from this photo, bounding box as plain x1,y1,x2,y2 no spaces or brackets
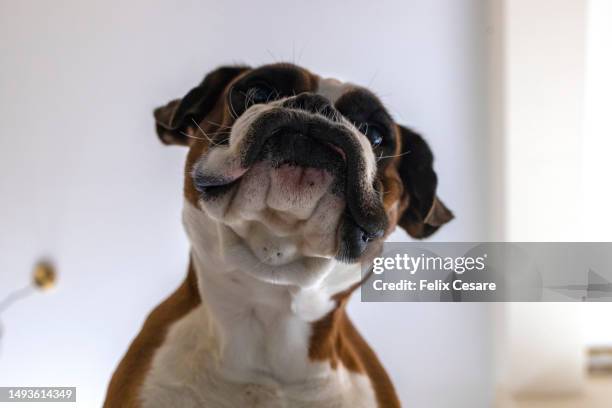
139,304,377,408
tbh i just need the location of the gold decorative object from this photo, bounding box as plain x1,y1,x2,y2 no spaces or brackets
33,261,57,290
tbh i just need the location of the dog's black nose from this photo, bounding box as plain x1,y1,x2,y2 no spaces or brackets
282,93,338,120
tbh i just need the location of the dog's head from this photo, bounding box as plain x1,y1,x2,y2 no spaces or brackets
155,63,452,285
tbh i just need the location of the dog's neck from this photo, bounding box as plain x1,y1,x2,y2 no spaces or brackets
182,199,362,384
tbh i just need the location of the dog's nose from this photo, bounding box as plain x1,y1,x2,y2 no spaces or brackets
282,93,337,120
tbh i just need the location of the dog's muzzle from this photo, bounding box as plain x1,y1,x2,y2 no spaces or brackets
193,93,388,261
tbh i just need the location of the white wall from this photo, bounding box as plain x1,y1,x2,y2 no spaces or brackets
490,0,588,398
0,1,492,406
504,0,586,242
582,0,612,349
582,0,612,243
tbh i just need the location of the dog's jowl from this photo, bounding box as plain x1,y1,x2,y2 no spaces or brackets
104,63,453,408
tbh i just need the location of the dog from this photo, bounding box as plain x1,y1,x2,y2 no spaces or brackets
104,63,453,408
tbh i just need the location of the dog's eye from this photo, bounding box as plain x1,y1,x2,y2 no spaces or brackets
247,83,277,106
364,124,384,148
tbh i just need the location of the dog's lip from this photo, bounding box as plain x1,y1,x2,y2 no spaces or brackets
194,177,238,194
194,160,328,195
194,167,385,245
192,166,247,190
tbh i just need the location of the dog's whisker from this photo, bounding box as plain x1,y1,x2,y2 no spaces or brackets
180,130,228,147
179,131,211,142
241,89,254,108
266,48,278,63
214,137,231,145
205,119,232,130
211,129,232,136
210,132,231,144
265,90,278,103
190,119,233,147
376,150,412,161
190,118,217,144
297,41,306,64
228,87,239,119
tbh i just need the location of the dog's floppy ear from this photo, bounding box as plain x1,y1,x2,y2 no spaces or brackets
397,125,454,238
154,65,250,146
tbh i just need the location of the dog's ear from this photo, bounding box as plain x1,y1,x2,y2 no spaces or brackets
396,125,454,238
154,65,250,146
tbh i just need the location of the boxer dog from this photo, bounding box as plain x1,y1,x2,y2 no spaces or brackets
104,63,453,408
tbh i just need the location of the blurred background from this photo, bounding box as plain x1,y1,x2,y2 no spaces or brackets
0,0,610,407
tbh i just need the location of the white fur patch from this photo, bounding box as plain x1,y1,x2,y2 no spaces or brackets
316,77,351,104
141,305,377,408
139,201,377,407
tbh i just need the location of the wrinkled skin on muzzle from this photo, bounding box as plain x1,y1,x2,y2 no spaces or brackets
192,102,388,262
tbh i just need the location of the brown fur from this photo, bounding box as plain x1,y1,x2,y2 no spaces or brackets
309,282,401,407
104,263,201,407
